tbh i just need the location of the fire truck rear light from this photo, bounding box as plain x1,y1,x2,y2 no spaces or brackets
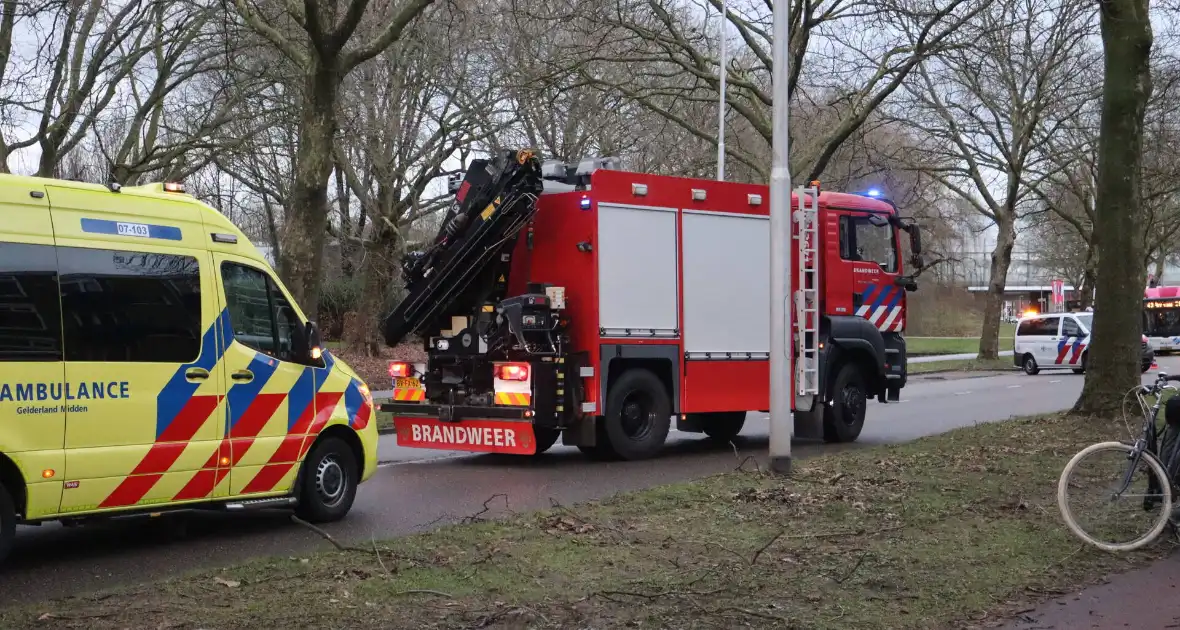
388,362,410,378
748,194,763,206
691,188,706,201
632,183,648,196
498,364,529,381
580,196,592,210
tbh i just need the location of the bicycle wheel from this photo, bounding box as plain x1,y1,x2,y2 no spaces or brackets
1058,441,1172,552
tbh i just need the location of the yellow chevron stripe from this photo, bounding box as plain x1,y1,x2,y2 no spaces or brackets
494,392,531,406
393,388,425,402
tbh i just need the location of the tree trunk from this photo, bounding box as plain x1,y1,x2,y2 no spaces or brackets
347,226,401,357
978,215,1017,359
278,65,340,322
1073,0,1153,417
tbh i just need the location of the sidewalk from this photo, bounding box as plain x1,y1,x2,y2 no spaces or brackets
999,554,1180,629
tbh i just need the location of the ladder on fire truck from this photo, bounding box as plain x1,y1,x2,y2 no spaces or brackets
794,183,821,398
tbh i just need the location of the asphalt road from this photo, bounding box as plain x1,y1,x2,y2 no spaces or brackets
3,358,1175,605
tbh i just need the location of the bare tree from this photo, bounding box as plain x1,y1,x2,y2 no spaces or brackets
892,0,1096,359
1026,47,1180,308
229,0,437,319
1074,0,1154,416
331,5,513,354
0,0,161,175
543,0,991,185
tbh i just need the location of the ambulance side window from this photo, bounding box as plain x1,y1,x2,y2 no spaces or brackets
57,247,202,363
0,242,63,362
221,262,305,364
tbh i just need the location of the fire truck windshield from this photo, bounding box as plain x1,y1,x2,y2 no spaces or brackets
1145,300,1180,337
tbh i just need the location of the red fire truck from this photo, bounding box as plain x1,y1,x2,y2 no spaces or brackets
379,151,924,460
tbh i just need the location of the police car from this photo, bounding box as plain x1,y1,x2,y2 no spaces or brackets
1013,311,1153,375
0,175,379,566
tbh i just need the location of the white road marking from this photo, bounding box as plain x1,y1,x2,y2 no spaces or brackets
954,391,972,396
1007,385,1021,389
1050,380,1062,384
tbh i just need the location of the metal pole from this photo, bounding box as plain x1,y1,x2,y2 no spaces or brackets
717,0,727,181
768,0,793,474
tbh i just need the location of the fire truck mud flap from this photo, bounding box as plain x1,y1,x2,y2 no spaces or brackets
379,402,540,455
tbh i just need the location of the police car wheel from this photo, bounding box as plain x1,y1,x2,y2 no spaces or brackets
1022,354,1040,376
0,484,14,567
295,437,358,524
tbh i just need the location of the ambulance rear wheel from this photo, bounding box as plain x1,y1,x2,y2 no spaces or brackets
601,368,672,460
0,483,14,566
295,437,358,524
823,363,866,443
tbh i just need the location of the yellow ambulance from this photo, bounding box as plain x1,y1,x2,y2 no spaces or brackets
0,174,379,565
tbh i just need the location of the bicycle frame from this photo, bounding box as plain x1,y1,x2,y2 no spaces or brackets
1117,377,1178,504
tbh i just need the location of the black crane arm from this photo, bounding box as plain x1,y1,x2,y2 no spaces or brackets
382,149,544,347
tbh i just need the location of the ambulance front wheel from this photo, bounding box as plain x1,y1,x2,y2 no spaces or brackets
0,483,14,566
295,437,358,524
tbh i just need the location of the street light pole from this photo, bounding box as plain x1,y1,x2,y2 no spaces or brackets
717,0,727,181
768,0,793,474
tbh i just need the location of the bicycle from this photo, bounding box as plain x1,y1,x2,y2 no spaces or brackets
1057,371,1180,551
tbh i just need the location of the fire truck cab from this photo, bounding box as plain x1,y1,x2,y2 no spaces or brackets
380,152,922,460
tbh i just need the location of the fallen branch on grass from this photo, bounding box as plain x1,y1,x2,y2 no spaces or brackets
290,515,363,552
392,589,454,598
461,494,511,524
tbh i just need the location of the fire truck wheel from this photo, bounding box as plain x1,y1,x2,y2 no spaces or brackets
532,427,561,455
823,363,866,443
0,483,14,566
602,368,672,460
701,412,746,443
295,437,358,524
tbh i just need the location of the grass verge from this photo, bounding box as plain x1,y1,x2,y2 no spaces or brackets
907,323,1016,356
909,357,1015,374
7,414,1174,629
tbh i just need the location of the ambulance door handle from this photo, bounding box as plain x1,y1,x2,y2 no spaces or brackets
185,368,209,382
231,370,254,383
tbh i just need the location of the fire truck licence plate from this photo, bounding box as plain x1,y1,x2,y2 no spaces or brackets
395,377,421,389
394,417,536,455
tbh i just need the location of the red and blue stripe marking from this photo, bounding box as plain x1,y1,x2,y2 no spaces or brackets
854,283,904,332
1056,336,1087,365
101,310,232,508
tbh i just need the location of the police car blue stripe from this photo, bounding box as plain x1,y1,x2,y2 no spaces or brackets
81,218,182,241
